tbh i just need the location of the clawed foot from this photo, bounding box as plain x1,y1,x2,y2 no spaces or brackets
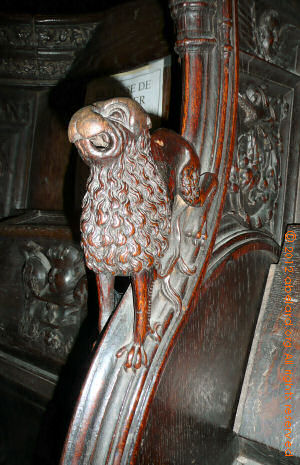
116,342,148,370
116,318,172,370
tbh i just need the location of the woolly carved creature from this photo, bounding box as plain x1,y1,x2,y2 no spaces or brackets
68,97,217,369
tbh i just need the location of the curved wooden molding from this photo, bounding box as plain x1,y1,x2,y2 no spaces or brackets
60,1,239,464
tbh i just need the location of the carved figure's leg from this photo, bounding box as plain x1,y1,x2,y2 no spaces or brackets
132,269,153,345
116,269,153,369
96,272,115,332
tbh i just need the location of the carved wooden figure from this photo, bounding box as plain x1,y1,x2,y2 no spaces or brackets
61,1,239,463
68,97,217,369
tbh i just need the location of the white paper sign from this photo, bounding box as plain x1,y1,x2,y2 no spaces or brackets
112,58,167,116
86,56,170,119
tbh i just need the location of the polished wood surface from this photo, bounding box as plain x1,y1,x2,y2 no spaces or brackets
235,225,300,458
0,0,299,464
60,0,300,463
61,0,239,464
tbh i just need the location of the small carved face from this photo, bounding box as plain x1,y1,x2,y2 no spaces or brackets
47,246,84,296
68,97,152,165
246,86,262,107
258,10,280,59
48,266,75,294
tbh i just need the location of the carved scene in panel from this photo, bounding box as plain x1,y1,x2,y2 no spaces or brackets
20,242,87,359
223,73,293,244
238,0,300,74
0,229,87,366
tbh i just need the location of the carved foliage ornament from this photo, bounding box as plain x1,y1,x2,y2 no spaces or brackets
0,57,75,80
68,97,217,368
0,22,97,80
0,23,97,49
20,241,87,358
228,84,286,231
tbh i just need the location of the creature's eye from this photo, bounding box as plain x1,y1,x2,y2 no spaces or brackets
108,109,127,123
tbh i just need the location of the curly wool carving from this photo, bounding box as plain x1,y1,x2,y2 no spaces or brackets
69,97,218,368
70,99,171,275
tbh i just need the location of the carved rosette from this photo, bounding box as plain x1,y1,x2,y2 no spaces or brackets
20,242,87,359
228,84,286,233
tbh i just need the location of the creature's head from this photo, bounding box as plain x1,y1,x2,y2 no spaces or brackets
68,98,152,165
257,9,280,59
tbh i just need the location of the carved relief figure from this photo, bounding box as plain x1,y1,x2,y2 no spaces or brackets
68,97,217,369
20,242,87,358
228,84,285,231
247,4,300,70
255,9,281,61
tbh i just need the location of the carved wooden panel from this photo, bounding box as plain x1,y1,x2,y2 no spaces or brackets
234,225,300,457
238,0,300,74
20,241,87,358
0,16,97,82
0,212,87,368
224,73,293,243
0,89,35,217
222,49,300,248
0,13,104,216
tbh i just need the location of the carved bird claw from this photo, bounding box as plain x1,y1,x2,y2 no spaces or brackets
116,342,148,370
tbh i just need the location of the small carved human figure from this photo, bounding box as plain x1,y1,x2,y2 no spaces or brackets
68,98,217,369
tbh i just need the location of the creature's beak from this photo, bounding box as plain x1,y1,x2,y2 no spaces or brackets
68,106,110,144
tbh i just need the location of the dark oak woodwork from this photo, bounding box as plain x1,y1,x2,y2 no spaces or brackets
0,3,173,464
0,0,299,464
61,0,240,464
0,211,88,371
136,246,278,464
0,14,101,217
60,0,300,463
235,225,300,458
